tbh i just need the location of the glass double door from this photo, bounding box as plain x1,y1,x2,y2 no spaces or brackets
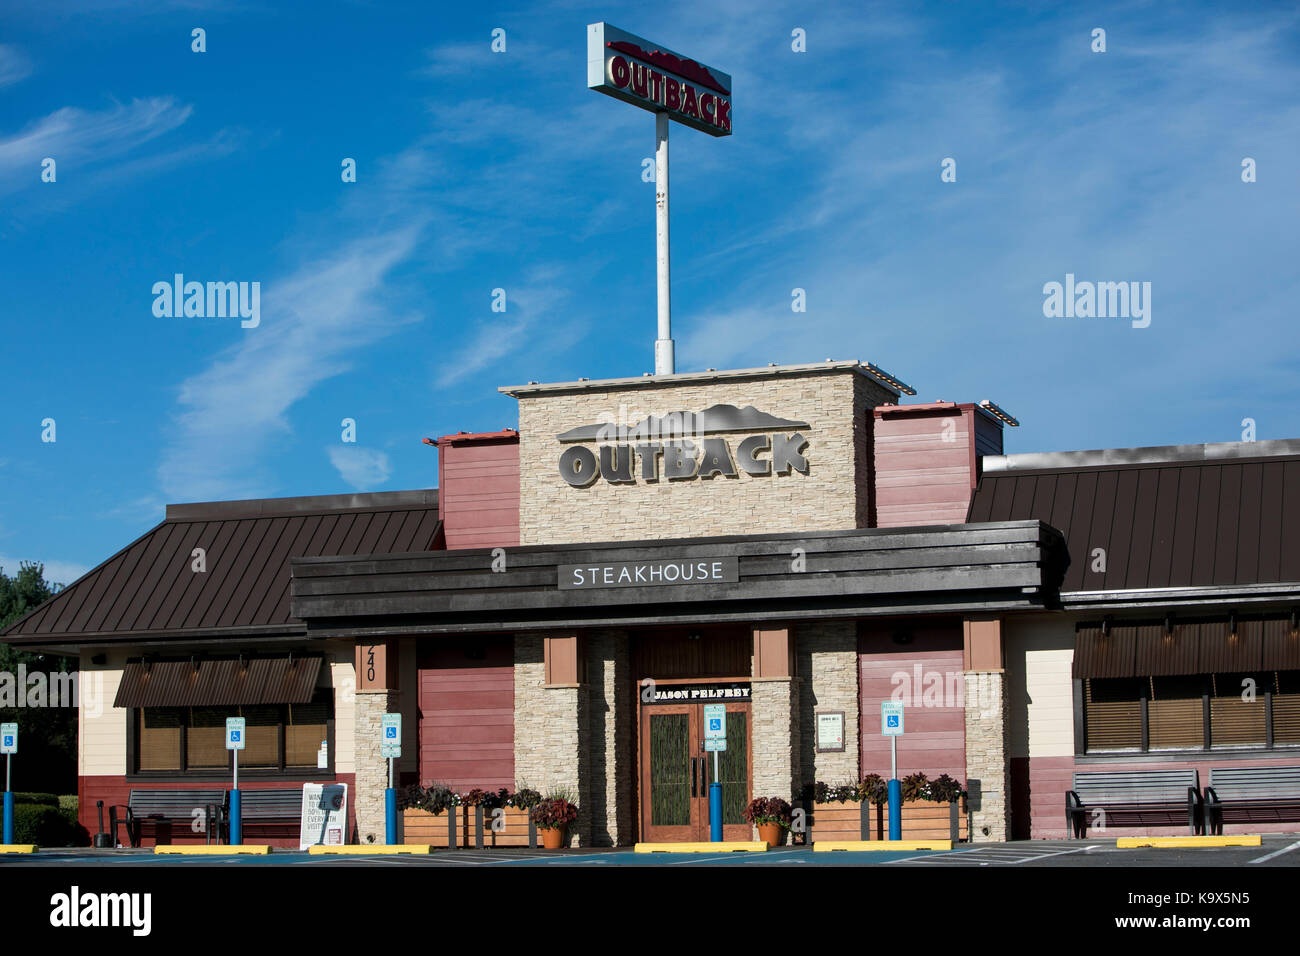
639,700,751,842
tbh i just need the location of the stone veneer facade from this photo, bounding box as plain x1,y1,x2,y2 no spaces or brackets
354,688,401,843
796,621,861,787
963,670,1010,842
511,631,634,848
512,368,895,545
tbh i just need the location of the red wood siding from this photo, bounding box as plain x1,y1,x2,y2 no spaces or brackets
417,638,514,790
858,622,967,779
78,773,356,847
437,435,520,549
873,406,985,527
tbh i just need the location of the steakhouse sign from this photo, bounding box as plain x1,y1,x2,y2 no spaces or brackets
587,22,732,137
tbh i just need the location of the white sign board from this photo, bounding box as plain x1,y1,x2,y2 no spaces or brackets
299,783,348,850
881,701,904,737
703,704,726,752
703,704,726,740
380,713,401,759
0,723,16,754
587,22,733,137
816,712,844,751
225,717,246,750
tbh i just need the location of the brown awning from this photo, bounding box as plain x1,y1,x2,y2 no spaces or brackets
113,656,322,708
1263,618,1300,670
1072,625,1136,678
1133,623,1200,676
1077,615,1298,679
1198,619,1263,672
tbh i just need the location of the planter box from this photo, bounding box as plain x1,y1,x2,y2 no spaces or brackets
807,801,864,842
806,799,969,843
402,806,536,848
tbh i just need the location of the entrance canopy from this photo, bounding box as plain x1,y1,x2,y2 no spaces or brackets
290,520,1067,637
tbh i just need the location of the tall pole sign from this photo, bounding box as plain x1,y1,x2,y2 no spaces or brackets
587,22,733,376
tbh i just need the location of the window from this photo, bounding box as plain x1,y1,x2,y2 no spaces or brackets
1084,678,1143,752
1148,675,1207,751
1080,670,1300,754
1210,672,1267,748
133,690,334,774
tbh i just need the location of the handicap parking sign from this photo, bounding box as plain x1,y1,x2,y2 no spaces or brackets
225,717,246,750
381,713,402,758
881,701,904,736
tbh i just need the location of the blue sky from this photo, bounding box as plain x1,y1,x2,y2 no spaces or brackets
1,0,1298,584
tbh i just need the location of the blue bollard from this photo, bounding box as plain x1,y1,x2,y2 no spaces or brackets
385,787,397,845
2,791,12,845
888,778,902,841
229,789,242,846
709,782,723,842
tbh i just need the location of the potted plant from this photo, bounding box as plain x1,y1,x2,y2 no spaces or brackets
531,795,578,849
744,796,792,847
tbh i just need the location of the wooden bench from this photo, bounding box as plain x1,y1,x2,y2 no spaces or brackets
1204,767,1300,835
219,788,302,842
110,789,224,847
1067,770,1201,837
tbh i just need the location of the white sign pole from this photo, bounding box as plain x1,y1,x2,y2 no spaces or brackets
654,110,673,375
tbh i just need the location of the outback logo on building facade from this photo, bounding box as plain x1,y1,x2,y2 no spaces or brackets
556,404,810,487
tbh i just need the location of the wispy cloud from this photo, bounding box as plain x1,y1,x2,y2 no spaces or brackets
157,225,426,501
327,446,393,490
0,97,192,195
0,44,32,88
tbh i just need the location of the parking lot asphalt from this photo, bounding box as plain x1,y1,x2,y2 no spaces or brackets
3,835,1298,867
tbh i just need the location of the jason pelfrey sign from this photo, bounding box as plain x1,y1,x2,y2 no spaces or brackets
556,404,811,487
588,22,732,136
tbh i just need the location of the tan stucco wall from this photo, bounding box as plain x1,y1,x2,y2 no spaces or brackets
79,650,127,776
515,369,893,545
1005,613,1076,759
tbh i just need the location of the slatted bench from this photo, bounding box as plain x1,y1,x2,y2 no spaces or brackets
110,790,224,847
220,788,302,842
1204,767,1300,835
1067,770,1201,837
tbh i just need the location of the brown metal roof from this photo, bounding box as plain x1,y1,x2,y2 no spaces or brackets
3,490,440,646
968,453,1300,594
113,655,323,707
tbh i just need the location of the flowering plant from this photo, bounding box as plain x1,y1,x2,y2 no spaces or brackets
743,796,792,828
531,797,578,830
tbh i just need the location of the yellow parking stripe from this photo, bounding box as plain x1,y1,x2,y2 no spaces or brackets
634,841,768,853
814,839,952,852
307,844,434,855
1116,835,1262,848
154,844,272,855
0,845,38,854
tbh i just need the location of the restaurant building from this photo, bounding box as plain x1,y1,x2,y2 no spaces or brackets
4,359,1298,846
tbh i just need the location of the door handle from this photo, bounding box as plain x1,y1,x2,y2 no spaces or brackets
691,756,698,797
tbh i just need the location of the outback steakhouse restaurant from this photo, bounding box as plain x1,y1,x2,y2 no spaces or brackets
5,359,1300,848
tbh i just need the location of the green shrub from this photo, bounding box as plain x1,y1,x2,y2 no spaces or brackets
8,804,67,845
11,792,59,807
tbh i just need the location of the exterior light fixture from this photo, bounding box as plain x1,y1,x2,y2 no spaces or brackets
979,400,1021,427
863,362,917,396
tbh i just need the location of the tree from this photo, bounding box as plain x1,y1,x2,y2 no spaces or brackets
0,562,77,793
